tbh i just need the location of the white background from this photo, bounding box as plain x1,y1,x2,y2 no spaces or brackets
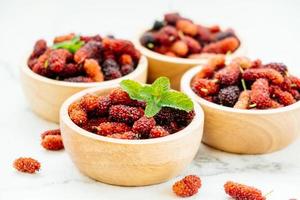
0,0,300,199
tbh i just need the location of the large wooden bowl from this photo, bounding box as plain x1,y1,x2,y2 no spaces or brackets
134,30,246,90
181,66,300,154
60,85,204,186
20,56,148,123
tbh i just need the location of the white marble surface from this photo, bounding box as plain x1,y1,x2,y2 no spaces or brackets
1,0,300,199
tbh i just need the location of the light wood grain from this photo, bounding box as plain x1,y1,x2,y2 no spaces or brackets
181,66,300,154
134,30,246,90
59,85,204,186
20,56,148,123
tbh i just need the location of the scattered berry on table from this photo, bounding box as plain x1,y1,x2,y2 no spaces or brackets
172,175,202,197
13,157,41,174
224,181,266,200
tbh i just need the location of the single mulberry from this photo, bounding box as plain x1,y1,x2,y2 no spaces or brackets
109,88,132,105
250,79,272,109
83,59,104,82
80,94,99,113
68,101,88,125
96,122,131,136
176,19,198,36
74,41,102,63
172,175,202,197
191,78,220,97
224,181,266,200
48,49,72,73
218,86,240,107
41,135,64,151
13,157,41,174
149,126,169,138
132,116,156,138
109,105,144,124
243,68,284,84
154,107,176,125
234,90,251,109
202,37,240,54
215,62,241,85
263,62,288,75
270,86,296,106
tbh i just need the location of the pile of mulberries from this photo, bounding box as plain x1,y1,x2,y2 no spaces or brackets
191,56,300,109
68,89,195,139
140,12,240,58
27,33,141,82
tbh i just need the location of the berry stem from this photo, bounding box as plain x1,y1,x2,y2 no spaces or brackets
241,78,247,91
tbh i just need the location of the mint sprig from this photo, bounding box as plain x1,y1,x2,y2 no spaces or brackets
120,77,194,117
52,36,84,53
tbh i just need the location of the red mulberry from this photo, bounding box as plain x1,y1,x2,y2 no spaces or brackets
215,62,241,85
191,78,220,97
28,39,47,68
183,36,202,54
82,117,109,133
109,89,132,105
263,62,288,75
132,116,156,138
74,41,102,63
250,79,272,109
218,86,240,107
243,68,284,84
68,101,88,125
149,126,169,138
202,37,240,54
108,131,138,140
48,49,72,73
41,129,61,139
60,63,81,78
224,181,266,200
155,26,178,45
176,19,198,36
290,76,300,89
13,157,41,174
170,40,188,57
270,86,295,106
83,59,104,82
164,12,181,25
80,94,99,113
172,175,202,197
96,122,131,136
41,135,64,151
109,105,144,124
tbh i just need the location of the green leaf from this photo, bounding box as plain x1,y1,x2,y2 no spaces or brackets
52,36,84,53
120,80,143,100
159,91,193,112
151,77,170,96
144,100,162,117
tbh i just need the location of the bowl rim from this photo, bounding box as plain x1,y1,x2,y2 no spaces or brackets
133,27,245,65
21,55,148,88
181,65,300,115
60,84,204,145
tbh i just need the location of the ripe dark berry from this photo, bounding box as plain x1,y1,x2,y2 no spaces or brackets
102,67,122,80
174,110,195,126
164,12,181,25
96,122,131,136
215,62,241,85
102,58,119,70
109,105,144,124
214,29,236,41
263,62,288,75
154,107,175,125
140,32,156,49
218,86,240,107
48,49,72,73
149,126,169,138
270,85,295,106
97,96,111,116
74,41,102,63
224,181,266,200
152,20,165,31
132,116,156,138
121,64,134,75
172,175,202,197
109,89,132,105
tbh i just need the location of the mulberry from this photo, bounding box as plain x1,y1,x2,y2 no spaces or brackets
243,68,284,84
172,175,202,197
68,101,88,125
48,49,72,73
202,37,240,54
13,157,41,174
74,41,102,63
149,126,169,138
263,62,288,75
250,79,272,109
234,90,251,109
41,129,61,139
80,94,99,113
194,55,225,79
109,105,144,124
83,59,104,82
218,86,240,107
215,62,241,85
270,86,295,106
191,78,220,97
41,135,64,151
224,181,266,200
96,122,131,136
132,116,156,138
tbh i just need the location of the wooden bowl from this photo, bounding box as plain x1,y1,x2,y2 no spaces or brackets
181,66,300,154
59,85,204,186
134,30,246,90
20,56,148,123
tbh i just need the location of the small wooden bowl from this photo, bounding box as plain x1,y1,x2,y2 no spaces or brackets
134,30,246,90
181,66,300,154
20,56,148,123
59,85,204,186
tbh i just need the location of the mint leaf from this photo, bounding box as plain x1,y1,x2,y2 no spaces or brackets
140,86,155,102
144,100,162,117
52,36,84,53
159,91,193,111
120,80,143,100
151,77,170,96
